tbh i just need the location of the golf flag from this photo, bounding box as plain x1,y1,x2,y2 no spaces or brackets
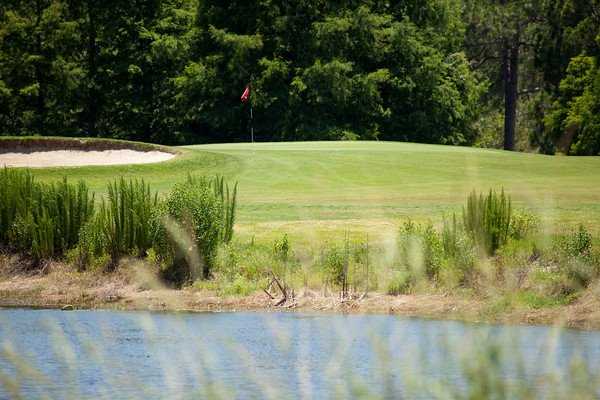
240,85,250,103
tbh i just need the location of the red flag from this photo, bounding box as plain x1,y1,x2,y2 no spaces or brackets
240,85,250,103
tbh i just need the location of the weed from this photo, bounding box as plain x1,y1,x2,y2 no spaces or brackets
386,271,413,295
509,211,540,240
463,189,512,255
0,169,94,262
273,234,291,262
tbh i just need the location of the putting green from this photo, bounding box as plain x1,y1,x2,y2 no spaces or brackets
24,140,600,242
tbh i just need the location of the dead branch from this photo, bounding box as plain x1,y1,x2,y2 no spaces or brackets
262,287,275,300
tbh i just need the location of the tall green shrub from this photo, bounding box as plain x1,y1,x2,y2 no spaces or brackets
463,189,512,254
0,170,94,261
155,178,223,284
0,168,36,245
101,178,158,266
398,220,443,279
189,175,237,244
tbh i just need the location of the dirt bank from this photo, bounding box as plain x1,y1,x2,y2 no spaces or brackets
1,255,598,330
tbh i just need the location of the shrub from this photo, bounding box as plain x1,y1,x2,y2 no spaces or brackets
463,189,512,254
529,269,578,298
0,168,36,245
273,234,290,262
100,178,158,267
561,224,593,259
220,274,260,297
208,175,237,244
509,211,540,240
321,245,347,287
441,216,476,285
0,170,94,262
72,213,109,271
386,271,413,295
398,220,443,279
155,178,222,285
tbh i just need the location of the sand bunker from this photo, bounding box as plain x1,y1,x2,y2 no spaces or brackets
0,149,175,168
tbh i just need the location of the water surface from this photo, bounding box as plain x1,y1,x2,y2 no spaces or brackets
1,309,599,399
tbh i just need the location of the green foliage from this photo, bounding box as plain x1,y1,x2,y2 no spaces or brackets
0,168,36,245
321,245,347,288
207,175,237,244
214,239,293,284
219,274,262,297
0,170,239,280
156,177,223,285
463,189,512,255
73,213,108,271
441,215,476,285
394,217,476,290
560,225,593,260
273,234,290,263
398,220,443,279
0,169,94,262
554,225,598,287
386,271,413,295
0,0,483,145
509,211,540,240
100,178,158,266
543,56,600,155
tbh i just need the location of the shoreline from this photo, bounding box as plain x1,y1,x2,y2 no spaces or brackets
1,259,598,331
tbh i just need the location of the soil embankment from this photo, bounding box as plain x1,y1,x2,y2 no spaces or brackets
1,255,599,330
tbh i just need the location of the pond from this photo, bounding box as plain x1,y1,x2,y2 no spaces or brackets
1,309,599,399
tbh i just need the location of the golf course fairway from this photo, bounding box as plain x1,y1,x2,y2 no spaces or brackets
21,140,600,243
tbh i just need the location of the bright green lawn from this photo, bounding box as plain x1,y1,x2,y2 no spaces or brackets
24,141,600,242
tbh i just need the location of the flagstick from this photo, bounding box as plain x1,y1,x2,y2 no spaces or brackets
250,104,254,143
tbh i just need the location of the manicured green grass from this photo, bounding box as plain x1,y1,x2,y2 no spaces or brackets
12,140,600,243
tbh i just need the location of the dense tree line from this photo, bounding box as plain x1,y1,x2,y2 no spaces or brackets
0,0,598,153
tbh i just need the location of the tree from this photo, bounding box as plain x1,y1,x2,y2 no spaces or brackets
0,0,82,134
532,0,600,154
0,0,485,146
464,0,543,150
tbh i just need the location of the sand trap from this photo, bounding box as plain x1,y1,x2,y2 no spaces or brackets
0,149,175,168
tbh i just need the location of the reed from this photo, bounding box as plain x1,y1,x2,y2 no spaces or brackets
0,168,36,245
101,178,158,265
189,175,238,244
463,189,512,254
0,169,94,261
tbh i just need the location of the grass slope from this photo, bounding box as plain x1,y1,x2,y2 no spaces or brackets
22,140,600,242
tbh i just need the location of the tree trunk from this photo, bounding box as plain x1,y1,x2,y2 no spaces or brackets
502,39,519,151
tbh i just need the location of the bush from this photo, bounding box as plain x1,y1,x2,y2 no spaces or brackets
463,189,512,255
441,216,476,285
0,168,36,245
553,225,598,287
208,175,238,244
386,271,413,295
509,211,539,240
0,170,94,262
97,178,158,268
398,220,443,279
273,234,290,262
155,178,223,285
561,225,593,260
321,245,347,287
215,240,287,282
72,213,109,271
